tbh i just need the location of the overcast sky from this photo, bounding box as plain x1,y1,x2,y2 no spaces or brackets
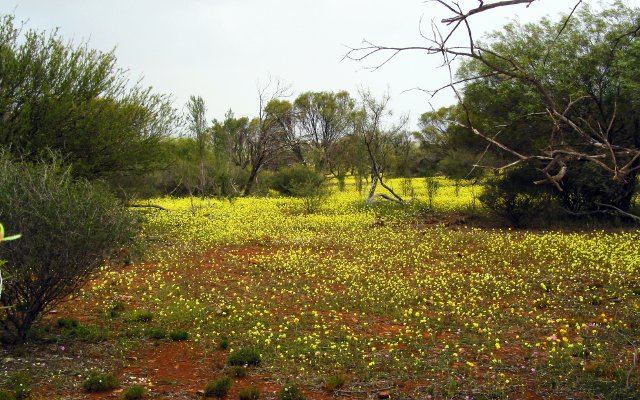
1,1,636,129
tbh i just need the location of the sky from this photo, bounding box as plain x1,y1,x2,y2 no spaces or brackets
1,0,635,129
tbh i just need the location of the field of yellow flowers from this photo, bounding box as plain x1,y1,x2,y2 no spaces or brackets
70,178,640,399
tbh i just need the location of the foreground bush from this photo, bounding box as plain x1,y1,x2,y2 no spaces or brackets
0,155,136,343
83,371,119,392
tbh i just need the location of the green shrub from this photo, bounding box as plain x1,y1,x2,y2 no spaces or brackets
270,166,326,214
269,166,324,197
324,374,346,391
0,155,136,343
218,337,230,350
130,310,154,323
204,377,232,398
227,366,247,378
278,383,306,400
123,385,145,400
238,386,260,400
0,389,15,400
73,324,109,343
83,371,119,392
56,318,80,329
227,348,261,366
109,301,126,318
58,321,109,343
424,176,441,209
5,371,30,399
169,330,189,341
146,327,166,340
479,164,554,227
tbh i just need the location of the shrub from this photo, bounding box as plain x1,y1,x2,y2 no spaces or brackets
129,310,154,323
227,348,261,366
479,164,554,227
123,385,145,400
227,366,247,378
424,176,440,209
324,374,346,391
238,386,260,400
169,330,189,341
56,318,80,329
269,166,324,197
72,324,109,343
218,337,230,350
278,383,306,400
83,371,119,392
146,327,166,340
0,155,136,343
204,377,232,398
109,301,126,318
5,371,29,399
270,166,327,214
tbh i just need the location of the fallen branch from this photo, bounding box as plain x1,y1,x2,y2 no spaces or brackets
367,193,405,204
127,203,172,211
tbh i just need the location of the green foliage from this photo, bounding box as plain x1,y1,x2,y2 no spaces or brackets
0,15,175,196
83,371,119,393
448,3,640,210
122,385,145,400
227,348,261,366
218,337,230,350
278,383,306,400
0,389,15,400
56,318,80,329
480,165,554,227
270,165,324,197
169,330,189,341
62,324,109,343
238,386,260,400
129,310,154,323
204,377,232,398
146,327,166,340
324,374,346,391
0,155,136,343
109,301,126,318
424,177,441,209
4,372,29,399
226,366,247,378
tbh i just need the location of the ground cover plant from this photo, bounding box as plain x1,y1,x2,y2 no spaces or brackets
0,177,638,399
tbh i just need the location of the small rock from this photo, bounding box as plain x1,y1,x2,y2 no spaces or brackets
378,390,391,399
3,357,15,363
196,389,205,396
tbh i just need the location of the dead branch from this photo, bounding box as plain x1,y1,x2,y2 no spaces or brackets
127,203,172,211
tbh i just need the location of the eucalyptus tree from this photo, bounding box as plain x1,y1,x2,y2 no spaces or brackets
293,91,356,172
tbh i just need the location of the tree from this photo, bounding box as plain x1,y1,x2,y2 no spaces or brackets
0,15,175,194
242,81,291,196
355,90,407,203
185,95,210,197
293,91,356,172
346,1,640,217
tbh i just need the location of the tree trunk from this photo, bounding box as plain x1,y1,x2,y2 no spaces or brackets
243,165,260,196
366,175,378,201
